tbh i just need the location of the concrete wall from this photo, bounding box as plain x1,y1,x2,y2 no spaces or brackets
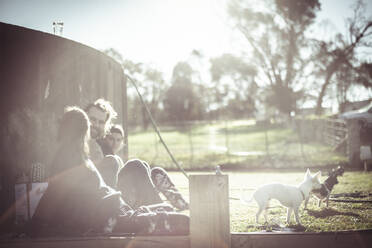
0,22,127,227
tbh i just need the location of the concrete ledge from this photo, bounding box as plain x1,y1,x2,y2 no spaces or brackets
231,229,372,248
0,235,190,248
1,229,371,248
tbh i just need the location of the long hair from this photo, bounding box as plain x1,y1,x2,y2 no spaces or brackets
50,106,90,177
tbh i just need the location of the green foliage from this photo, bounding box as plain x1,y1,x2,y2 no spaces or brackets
275,0,321,25
312,0,372,114
163,62,204,122
228,0,321,116
210,54,256,82
209,53,258,118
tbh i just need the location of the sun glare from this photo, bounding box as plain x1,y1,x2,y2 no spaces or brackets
115,0,235,75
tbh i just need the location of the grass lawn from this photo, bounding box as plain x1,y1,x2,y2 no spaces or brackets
166,170,372,232
128,119,369,232
128,120,347,171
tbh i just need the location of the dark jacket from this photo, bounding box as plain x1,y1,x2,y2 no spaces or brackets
29,145,126,237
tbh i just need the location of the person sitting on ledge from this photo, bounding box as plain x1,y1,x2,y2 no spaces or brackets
29,106,189,237
85,98,189,211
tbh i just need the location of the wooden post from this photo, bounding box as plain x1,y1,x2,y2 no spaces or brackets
347,119,361,168
189,175,230,248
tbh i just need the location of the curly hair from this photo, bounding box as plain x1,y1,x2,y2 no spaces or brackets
85,98,117,135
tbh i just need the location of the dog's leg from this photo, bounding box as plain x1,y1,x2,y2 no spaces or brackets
256,203,266,224
326,195,329,207
318,198,321,207
263,210,268,224
304,196,309,209
263,202,269,224
286,208,293,224
294,207,301,225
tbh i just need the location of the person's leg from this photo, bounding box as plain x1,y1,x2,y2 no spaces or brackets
114,209,190,235
95,155,121,188
151,167,189,211
117,159,163,209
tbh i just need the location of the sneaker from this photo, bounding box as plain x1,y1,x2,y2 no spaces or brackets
151,167,189,211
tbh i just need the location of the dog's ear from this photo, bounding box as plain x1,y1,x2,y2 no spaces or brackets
305,168,311,179
313,171,321,180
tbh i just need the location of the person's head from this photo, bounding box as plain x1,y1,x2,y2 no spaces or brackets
58,106,90,159
85,98,117,139
105,124,124,154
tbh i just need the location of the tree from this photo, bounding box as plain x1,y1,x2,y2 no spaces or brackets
187,50,213,120
210,53,258,118
313,0,372,114
355,62,372,88
125,65,168,130
140,68,168,129
163,62,204,122
103,48,167,129
102,48,125,64
228,0,321,117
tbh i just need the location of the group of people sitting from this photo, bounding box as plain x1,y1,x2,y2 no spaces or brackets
29,98,189,236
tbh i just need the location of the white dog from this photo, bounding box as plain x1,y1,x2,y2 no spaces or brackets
241,169,322,225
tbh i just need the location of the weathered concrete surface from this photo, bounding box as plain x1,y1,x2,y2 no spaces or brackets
0,22,127,229
231,230,372,248
1,230,371,248
0,236,190,248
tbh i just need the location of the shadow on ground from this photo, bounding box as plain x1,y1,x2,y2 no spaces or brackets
306,208,360,218
246,223,306,232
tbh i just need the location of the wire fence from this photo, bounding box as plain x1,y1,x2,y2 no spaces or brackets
324,118,348,147
127,118,348,171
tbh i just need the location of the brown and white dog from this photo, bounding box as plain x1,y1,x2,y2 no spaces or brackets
305,165,345,208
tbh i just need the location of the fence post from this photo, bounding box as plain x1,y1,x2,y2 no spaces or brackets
189,174,230,248
121,75,128,162
347,119,362,168
224,120,230,156
188,125,194,168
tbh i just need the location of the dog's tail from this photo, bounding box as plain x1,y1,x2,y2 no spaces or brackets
240,188,254,205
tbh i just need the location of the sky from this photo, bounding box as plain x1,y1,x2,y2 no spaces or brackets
0,0,239,75
0,0,371,104
1,0,370,72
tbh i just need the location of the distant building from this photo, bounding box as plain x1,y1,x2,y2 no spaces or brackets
340,99,372,113
295,107,332,116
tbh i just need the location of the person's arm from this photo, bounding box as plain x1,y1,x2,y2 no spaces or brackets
88,139,104,164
